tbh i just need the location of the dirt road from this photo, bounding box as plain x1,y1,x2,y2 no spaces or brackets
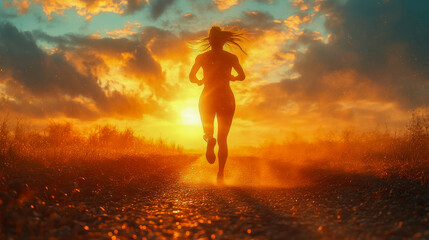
2,156,429,239
75,181,429,239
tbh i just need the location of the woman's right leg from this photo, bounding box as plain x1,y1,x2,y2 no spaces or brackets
199,94,216,163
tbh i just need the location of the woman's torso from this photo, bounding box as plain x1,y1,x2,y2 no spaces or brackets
199,50,236,110
200,50,235,92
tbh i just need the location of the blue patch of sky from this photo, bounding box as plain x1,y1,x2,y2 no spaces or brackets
1,3,44,32
1,4,88,35
1,0,329,44
84,11,147,36
0,2,150,35
309,13,328,38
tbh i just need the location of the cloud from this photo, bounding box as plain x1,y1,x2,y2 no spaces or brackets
4,0,31,15
255,0,276,4
230,10,311,40
149,0,176,20
213,0,241,10
212,0,274,10
0,21,167,120
228,11,286,40
181,13,196,22
0,95,101,120
225,11,303,85
186,0,216,12
106,21,142,39
0,89,166,120
303,0,427,107
32,24,192,99
3,0,149,20
238,11,278,30
249,0,429,123
126,0,148,14
290,0,312,11
139,26,190,61
283,14,312,32
0,22,105,100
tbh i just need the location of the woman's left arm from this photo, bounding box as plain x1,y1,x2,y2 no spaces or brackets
231,56,245,81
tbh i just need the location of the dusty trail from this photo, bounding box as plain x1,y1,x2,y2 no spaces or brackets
27,180,427,239
79,180,428,240
2,156,429,239
95,184,322,239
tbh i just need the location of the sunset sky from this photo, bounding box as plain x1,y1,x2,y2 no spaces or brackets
0,0,428,149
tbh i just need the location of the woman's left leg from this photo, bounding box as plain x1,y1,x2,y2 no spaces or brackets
216,101,235,182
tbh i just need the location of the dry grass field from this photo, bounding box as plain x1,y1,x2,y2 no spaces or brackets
1,112,428,239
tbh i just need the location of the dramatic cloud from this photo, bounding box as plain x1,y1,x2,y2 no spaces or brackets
33,24,192,99
0,22,105,100
0,22,166,120
3,0,149,20
226,11,302,85
252,0,429,121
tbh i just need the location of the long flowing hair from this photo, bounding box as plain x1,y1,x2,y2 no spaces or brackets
190,26,248,55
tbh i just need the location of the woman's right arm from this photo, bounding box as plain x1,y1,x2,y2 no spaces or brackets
189,55,203,85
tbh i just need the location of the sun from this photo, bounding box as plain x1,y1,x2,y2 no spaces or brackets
180,107,201,125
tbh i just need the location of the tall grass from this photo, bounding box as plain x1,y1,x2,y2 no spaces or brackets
0,118,192,207
0,119,183,167
243,111,429,182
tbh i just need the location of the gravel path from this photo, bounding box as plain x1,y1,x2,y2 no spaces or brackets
2,156,429,239
90,180,429,240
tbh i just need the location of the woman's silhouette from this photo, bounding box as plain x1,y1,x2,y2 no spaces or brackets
189,26,246,183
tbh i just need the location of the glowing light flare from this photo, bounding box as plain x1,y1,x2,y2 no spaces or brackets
180,106,200,125
180,155,295,187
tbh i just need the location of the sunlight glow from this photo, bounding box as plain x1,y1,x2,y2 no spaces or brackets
180,107,201,125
